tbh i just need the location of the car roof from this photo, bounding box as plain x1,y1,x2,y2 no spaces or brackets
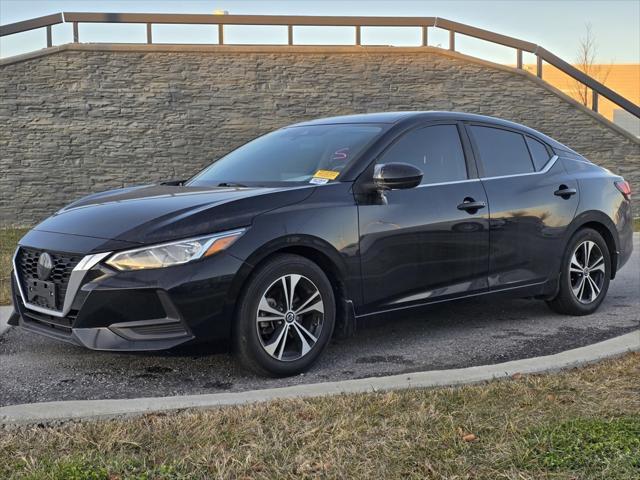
288,111,578,155
288,112,416,126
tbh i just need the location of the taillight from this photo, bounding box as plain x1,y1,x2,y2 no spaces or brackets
615,180,631,200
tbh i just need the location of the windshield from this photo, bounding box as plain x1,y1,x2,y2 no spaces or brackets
187,124,384,187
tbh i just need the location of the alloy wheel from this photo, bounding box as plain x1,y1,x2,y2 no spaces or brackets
256,274,324,361
569,240,606,304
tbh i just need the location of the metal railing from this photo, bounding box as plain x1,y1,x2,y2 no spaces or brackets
1,12,638,119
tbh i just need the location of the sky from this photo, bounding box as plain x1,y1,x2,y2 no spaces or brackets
0,0,639,64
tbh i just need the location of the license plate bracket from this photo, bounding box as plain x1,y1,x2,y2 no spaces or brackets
26,279,58,310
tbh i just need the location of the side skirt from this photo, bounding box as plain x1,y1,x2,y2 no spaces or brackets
355,280,549,319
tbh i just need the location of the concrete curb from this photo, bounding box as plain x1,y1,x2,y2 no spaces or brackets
1,330,638,426
0,305,14,336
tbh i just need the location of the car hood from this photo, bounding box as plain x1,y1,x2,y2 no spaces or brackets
33,184,315,245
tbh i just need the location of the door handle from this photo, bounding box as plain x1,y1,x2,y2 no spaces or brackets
554,186,577,198
457,198,486,213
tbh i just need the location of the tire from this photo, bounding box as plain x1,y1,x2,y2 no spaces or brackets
233,253,336,377
546,228,611,316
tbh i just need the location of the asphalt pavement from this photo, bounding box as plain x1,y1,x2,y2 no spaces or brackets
1,235,638,407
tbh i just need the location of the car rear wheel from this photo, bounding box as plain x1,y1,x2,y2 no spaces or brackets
546,228,611,316
233,254,335,377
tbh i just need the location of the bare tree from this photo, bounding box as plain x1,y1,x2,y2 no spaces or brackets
572,23,611,106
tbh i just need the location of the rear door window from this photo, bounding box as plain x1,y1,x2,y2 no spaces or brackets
378,124,468,185
469,125,534,177
525,136,552,171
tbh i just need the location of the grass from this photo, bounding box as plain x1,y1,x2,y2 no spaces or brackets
0,228,28,306
1,353,638,479
524,416,640,473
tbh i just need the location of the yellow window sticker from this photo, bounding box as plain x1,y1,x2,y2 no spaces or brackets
312,170,340,180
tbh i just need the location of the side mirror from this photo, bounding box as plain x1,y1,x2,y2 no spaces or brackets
373,163,423,190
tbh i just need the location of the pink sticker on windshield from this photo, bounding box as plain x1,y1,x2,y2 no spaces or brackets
331,148,349,161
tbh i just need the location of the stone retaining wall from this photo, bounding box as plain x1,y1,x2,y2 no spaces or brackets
1,45,638,225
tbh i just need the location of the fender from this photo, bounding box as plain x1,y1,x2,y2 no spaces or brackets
222,234,356,339
242,234,349,273
564,210,621,277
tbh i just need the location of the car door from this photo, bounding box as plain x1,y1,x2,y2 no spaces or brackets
356,122,490,314
466,123,580,290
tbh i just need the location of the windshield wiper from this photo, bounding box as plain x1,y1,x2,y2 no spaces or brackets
217,182,249,188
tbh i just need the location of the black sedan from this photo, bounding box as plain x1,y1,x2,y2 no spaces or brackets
10,112,633,376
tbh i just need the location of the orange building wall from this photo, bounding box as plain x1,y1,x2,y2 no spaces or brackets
522,64,639,122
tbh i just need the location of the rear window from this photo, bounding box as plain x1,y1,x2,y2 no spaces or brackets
526,136,552,171
469,126,534,177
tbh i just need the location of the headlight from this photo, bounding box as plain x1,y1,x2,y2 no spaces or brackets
105,228,246,271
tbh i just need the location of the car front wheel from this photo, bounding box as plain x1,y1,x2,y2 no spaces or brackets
233,254,336,376
546,228,611,315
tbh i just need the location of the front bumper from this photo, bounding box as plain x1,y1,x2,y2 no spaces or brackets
13,281,195,350
11,245,246,351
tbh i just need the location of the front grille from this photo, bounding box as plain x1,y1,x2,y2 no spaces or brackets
16,247,82,311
